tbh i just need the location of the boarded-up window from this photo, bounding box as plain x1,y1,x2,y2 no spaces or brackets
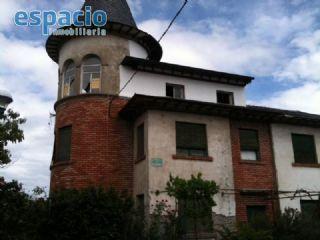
176,122,208,157
239,129,260,161
247,205,267,223
56,126,72,162
137,124,145,160
292,134,317,164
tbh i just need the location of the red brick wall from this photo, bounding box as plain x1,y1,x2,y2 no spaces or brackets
230,120,279,222
50,95,133,194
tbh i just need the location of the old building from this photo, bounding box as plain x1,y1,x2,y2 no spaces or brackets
47,0,320,225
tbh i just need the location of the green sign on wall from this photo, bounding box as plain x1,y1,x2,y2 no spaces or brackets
151,158,164,167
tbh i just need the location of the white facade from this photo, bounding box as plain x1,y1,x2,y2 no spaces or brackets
120,66,247,106
271,124,320,212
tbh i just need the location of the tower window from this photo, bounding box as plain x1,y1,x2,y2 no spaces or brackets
239,129,260,161
81,56,101,94
56,126,72,163
217,91,234,105
292,134,317,164
166,83,185,99
62,61,76,97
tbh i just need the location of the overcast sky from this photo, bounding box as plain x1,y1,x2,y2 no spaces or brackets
0,0,320,192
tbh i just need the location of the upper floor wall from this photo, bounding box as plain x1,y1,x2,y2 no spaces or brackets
56,35,149,100
120,66,247,106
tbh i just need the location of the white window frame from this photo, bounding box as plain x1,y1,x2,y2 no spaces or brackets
80,57,102,94
61,62,76,98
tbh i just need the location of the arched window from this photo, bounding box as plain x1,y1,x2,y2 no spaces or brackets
81,56,101,93
62,61,76,97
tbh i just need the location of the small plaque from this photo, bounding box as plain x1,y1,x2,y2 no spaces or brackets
151,158,163,167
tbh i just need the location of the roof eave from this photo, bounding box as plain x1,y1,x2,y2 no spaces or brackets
119,94,320,128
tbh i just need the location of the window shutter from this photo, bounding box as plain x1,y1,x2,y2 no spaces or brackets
292,134,317,164
56,126,72,162
176,122,207,150
239,129,259,150
137,124,145,159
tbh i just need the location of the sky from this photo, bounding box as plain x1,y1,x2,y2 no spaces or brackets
0,0,320,192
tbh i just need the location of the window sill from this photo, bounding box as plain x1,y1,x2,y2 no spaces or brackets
135,155,146,164
292,163,320,168
240,160,265,165
50,161,73,170
172,155,213,162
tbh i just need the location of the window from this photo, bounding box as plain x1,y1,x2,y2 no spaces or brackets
56,126,72,162
136,194,145,216
239,129,260,161
217,91,234,105
137,124,145,160
300,200,319,216
176,122,208,157
247,205,267,223
166,83,185,99
62,61,76,97
81,56,101,93
292,134,317,164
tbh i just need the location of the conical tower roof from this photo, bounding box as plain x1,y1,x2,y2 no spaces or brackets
81,0,137,27
46,0,162,63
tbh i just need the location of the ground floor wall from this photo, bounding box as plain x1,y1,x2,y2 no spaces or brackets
271,124,320,212
133,110,237,227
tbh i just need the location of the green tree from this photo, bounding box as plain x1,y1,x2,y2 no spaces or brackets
0,109,26,166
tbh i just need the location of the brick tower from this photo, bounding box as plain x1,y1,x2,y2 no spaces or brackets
46,0,162,192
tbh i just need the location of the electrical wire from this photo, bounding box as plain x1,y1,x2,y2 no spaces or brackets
108,0,189,118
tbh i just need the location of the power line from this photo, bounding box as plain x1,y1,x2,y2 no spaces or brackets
108,0,189,117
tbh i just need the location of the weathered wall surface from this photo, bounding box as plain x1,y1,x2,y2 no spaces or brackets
134,110,236,219
230,120,279,222
271,124,320,211
120,66,247,106
57,36,148,99
50,95,134,193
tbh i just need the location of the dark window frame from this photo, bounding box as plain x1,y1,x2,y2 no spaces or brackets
246,205,267,223
239,128,260,161
176,122,208,157
292,133,318,164
166,83,185,99
137,123,145,161
300,200,320,216
217,90,234,105
55,125,72,163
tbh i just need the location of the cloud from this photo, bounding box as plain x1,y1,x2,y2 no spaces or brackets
253,83,320,114
128,0,143,16
0,1,23,31
277,30,320,82
139,19,285,77
0,32,56,191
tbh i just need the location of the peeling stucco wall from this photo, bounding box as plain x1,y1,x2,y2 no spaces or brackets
133,110,236,218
